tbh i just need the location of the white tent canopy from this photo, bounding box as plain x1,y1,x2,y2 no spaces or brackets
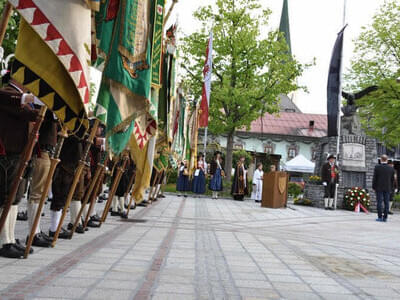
284,154,315,173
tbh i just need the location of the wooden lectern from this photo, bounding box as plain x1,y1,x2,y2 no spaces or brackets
262,171,289,208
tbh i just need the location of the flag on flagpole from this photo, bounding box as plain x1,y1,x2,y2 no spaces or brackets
10,0,92,136
199,32,213,128
327,26,346,137
94,0,153,154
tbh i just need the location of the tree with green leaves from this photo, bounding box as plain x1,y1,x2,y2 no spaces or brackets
181,0,307,180
0,0,20,57
345,0,400,147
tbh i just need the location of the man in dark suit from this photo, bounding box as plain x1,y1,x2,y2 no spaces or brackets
321,154,339,210
373,155,395,222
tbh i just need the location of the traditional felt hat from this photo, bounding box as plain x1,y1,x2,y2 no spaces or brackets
327,154,336,160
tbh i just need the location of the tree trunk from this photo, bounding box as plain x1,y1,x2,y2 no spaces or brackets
225,130,235,182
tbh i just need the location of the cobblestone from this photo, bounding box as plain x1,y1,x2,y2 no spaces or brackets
0,195,399,299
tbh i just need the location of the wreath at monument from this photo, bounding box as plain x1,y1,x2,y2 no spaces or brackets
344,187,370,212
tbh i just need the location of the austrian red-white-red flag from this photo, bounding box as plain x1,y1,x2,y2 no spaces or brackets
199,32,213,128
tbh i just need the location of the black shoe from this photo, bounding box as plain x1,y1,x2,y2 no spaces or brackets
30,233,51,248
158,194,166,198
87,219,100,228
75,224,85,234
120,212,128,219
67,223,73,230
137,201,148,207
388,211,394,215
97,199,103,203
0,244,23,258
49,227,70,239
15,239,33,254
111,211,120,216
184,195,188,198
17,211,28,221
99,194,107,200
40,231,52,242
90,215,101,222
324,207,328,210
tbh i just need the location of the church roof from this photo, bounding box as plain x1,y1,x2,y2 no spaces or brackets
243,112,327,138
279,94,301,113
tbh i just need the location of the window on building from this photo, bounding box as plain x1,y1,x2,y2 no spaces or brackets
287,145,298,160
311,148,317,161
264,145,274,154
234,143,243,150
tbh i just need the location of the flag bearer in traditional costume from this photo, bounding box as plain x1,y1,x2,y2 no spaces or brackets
0,74,38,258
321,154,340,210
192,153,206,195
111,156,134,218
209,151,224,200
85,124,105,227
176,161,190,197
50,136,82,238
26,106,58,247
251,163,263,203
232,155,248,201
68,165,90,234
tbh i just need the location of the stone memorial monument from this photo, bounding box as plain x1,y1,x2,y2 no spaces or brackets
304,97,378,209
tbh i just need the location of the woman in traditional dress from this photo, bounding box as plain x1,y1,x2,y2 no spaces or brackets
252,163,264,203
209,151,224,199
231,155,248,201
192,153,206,195
176,160,190,197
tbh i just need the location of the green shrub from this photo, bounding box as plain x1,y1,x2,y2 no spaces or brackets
294,197,313,206
167,168,178,184
288,182,302,197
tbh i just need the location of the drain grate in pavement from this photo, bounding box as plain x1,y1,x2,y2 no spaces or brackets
120,219,148,223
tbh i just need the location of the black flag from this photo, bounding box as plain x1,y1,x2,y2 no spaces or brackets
327,26,347,137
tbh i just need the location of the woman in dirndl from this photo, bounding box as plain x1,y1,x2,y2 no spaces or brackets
176,160,190,197
209,151,224,199
192,153,206,195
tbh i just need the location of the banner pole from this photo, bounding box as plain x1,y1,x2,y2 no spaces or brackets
334,0,347,210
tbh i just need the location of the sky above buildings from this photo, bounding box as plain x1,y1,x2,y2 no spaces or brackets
166,0,384,114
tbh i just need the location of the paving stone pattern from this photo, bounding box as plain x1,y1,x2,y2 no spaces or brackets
1,194,400,299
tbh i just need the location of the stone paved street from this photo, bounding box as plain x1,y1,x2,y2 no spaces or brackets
1,194,400,300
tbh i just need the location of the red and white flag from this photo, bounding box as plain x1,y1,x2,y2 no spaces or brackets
199,32,213,128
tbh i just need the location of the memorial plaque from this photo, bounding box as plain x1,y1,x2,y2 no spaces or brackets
342,143,365,168
343,171,365,188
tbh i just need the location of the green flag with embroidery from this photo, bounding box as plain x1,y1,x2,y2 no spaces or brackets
94,0,153,154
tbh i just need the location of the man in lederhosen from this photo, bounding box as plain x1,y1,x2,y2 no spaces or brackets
0,73,38,258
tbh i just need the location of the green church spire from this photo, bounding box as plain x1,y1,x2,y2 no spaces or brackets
279,0,292,56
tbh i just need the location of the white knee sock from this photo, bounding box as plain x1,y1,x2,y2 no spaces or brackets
112,196,118,212
155,184,161,197
82,204,89,220
70,201,81,224
27,202,41,235
9,205,18,243
50,210,61,232
329,198,334,208
324,198,329,207
389,201,393,211
0,208,12,245
90,202,97,217
119,197,125,213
